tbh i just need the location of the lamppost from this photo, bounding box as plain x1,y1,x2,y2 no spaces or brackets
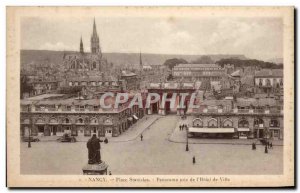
186,125,189,151
28,111,32,148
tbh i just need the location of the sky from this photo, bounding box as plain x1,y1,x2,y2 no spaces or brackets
21,17,283,61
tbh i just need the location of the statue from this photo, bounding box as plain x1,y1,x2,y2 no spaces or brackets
87,134,103,164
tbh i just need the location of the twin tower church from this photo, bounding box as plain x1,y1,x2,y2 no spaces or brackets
63,19,111,73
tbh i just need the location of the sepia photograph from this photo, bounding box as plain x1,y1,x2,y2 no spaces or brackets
6,6,294,187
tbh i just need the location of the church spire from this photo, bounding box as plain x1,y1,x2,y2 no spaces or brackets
91,18,101,56
80,36,84,54
93,17,97,37
139,50,143,66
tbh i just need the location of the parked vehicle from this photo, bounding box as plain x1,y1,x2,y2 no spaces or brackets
259,138,268,145
57,133,76,143
22,136,40,142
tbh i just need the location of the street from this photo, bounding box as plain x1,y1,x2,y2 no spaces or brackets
21,116,283,175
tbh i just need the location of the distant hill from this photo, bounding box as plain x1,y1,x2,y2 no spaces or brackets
267,58,283,64
20,49,247,67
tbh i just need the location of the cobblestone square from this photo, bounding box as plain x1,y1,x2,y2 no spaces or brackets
21,116,283,175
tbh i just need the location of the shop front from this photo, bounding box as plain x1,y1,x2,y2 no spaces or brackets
188,127,235,139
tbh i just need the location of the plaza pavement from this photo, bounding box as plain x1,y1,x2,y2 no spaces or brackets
21,115,283,175
168,116,284,146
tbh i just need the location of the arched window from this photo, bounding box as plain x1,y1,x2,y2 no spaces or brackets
223,118,233,128
192,118,203,128
238,118,249,128
77,118,83,124
280,79,283,86
270,119,279,127
254,118,264,127
65,118,70,124
208,118,218,128
90,118,98,124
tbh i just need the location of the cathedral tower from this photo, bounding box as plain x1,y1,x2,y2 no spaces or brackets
80,36,84,54
91,18,101,56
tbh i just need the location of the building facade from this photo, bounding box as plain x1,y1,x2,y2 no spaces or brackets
172,64,225,82
189,97,283,140
20,96,145,138
254,69,283,94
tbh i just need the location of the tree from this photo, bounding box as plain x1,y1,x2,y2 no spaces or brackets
216,58,283,69
167,73,174,81
163,58,188,70
191,56,214,64
20,75,33,99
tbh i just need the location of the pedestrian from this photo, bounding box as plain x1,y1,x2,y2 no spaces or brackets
179,125,182,131
193,156,196,164
252,142,256,150
270,142,273,149
265,145,268,154
104,138,108,144
140,134,143,141
267,141,270,149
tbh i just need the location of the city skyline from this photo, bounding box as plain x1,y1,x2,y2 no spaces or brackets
21,17,283,61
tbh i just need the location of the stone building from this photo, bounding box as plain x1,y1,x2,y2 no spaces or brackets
20,94,145,138
172,63,225,82
189,97,283,140
254,69,283,94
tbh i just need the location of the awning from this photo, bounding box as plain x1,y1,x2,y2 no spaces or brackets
48,123,59,125
133,115,139,120
188,127,234,133
127,117,133,121
269,127,280,130
237,128,250,132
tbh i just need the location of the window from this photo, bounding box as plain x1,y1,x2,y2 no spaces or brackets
208,118,218,128
254,119,264,127
266,79,271,86
238,119,249,128
223,119,233,127
259,79,263,86
270,119,279,127
66,106,71,111
77,118,83,124
94,106,98,111
38,126,44,133
80,106,85,111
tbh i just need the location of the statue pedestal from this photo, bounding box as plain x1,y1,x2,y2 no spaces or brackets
82,161,109,175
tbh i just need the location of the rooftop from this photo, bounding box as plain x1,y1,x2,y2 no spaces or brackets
254,69,283,77
174,64,221,68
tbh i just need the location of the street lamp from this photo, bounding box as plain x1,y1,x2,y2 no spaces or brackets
186,125,189,151
28,114,32,148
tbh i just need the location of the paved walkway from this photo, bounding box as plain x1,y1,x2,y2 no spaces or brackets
168,117,284,146
38,115,161,143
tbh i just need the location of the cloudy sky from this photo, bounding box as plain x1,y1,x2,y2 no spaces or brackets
21,17,283,61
